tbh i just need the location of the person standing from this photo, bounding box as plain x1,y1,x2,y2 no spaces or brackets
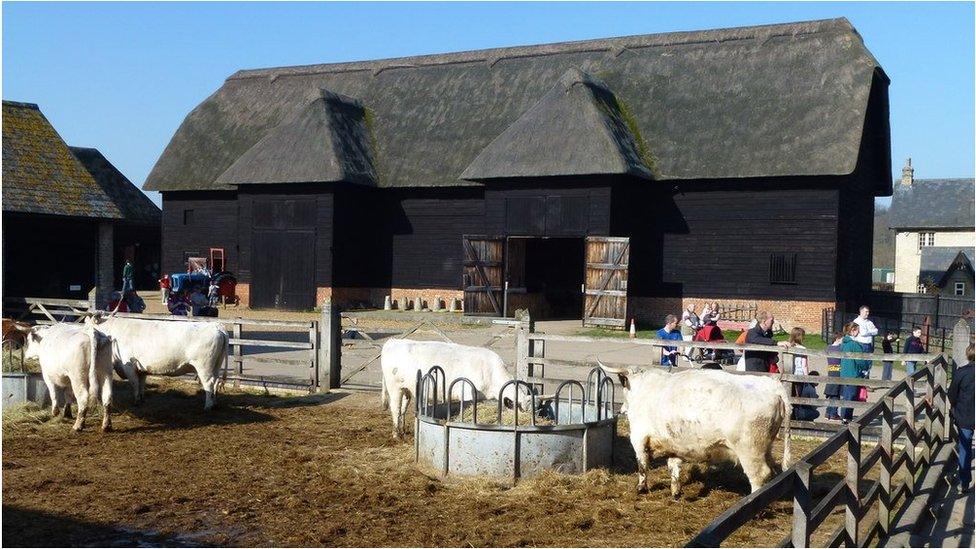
655,314,683,367
839,323,867,423
159,274,171,305
122,260,134,293
824,332,845,420
948,344,974,490
881,331,898,381
744,311,787,372
852,306,878,378
787,327,809,376
903,327,926,375
680,304,700,341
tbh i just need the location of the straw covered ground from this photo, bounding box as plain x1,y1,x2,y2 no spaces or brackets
3,379,851,547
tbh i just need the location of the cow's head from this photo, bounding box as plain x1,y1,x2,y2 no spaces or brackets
22,326,48,360
500,380,537,413
598,359,633,414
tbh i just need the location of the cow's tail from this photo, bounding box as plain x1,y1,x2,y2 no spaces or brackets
380,377,389,410
779,384,792,469
86,324,100,408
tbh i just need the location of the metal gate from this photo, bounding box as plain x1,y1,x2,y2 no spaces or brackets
582,236,629,328
251,199,317,310
461,235,504,316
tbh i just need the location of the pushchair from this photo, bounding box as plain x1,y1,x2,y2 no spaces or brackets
691,324,736,364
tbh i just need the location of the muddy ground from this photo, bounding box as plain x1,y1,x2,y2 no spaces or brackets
3,379,852,547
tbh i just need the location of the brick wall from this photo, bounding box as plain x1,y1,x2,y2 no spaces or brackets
629,296,836,334
236,282,250,308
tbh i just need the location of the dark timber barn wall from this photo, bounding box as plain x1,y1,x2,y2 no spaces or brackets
146,19,894,330
162,191,239,276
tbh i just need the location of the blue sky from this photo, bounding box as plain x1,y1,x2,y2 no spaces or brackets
3,2,974,207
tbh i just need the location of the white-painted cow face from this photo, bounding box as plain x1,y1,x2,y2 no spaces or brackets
22,326,48,361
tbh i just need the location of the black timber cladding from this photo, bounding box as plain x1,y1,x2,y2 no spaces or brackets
485,180,611,237
161,191,239,276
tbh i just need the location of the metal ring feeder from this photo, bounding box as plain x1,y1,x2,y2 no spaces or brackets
414,367,617,482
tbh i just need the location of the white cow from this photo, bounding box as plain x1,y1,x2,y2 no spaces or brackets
23,323,114,432
380,339,533,438
599,362,791,497
85,313,228,410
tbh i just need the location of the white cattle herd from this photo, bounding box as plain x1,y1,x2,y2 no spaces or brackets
16,315,792,497
18,313,228,431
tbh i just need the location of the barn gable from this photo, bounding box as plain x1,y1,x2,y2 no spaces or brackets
461,69,653,181
216,90,377,187
145,18,888,193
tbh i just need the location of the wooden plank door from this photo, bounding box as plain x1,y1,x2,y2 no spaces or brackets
462,235,505,316
583,236,630,328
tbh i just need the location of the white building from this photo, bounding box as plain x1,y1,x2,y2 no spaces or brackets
889,159,975,295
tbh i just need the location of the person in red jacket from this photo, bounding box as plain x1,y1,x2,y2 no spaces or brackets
159,274,171,304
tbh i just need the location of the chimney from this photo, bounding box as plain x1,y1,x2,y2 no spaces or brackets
901,157,914,187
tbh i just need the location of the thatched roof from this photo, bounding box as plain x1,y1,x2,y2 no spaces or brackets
461,68,653,181
216,90,376,186
3,101,123,219
889,178,975,230
70,147,162,224
145,18,887,192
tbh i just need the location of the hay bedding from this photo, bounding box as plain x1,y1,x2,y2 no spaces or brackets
3,379,834,547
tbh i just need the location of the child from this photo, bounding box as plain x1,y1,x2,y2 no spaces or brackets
824,331,845,420
788,327,808,376
208,280,220,308
881,331,898,381
903,328,925,375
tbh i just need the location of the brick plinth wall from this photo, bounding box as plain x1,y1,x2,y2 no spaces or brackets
235,283,250,308
629,296,837,334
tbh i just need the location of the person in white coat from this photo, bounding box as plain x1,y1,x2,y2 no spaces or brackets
851,305,878,378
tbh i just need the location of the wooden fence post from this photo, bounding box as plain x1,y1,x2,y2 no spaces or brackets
934,359,949,441
923,367,934,465
309,320,319,392
903,375,917,498
791,463,812,548
845,423,862,547
879,395,894,537
515,310,531,381
320,299,341,390
232,320,243,388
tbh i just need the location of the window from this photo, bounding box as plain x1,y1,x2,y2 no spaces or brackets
917,232,935,250
210,248,225,273
917,281,928,294
955,282,966,296
183,209,194,225
769,253,797,285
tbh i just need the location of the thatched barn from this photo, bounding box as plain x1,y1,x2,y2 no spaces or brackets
2,101,161,302
144,18,891,330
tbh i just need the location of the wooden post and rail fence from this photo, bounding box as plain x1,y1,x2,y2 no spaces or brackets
3,294,339,393
512,313,966,547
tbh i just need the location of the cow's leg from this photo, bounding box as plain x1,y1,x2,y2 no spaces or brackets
632,434,651,494
119,362,141,405
69,382,89,432
668,457,684,499
137,372,148,403
62,387,73,419
100,372,113,432
739,450,774,493
44,376,61,417
192,363,219,411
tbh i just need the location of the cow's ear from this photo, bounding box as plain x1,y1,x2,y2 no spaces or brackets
29,328,43,343
617,374,629,390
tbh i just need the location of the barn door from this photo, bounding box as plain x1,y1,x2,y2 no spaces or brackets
583,236,630,328
462,235,504,316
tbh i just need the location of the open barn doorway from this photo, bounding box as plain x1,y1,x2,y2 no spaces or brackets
506,237,584,320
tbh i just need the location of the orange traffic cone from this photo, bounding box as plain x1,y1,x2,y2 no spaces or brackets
629,318,636,338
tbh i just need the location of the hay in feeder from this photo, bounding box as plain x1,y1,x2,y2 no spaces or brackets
450,400,556,426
